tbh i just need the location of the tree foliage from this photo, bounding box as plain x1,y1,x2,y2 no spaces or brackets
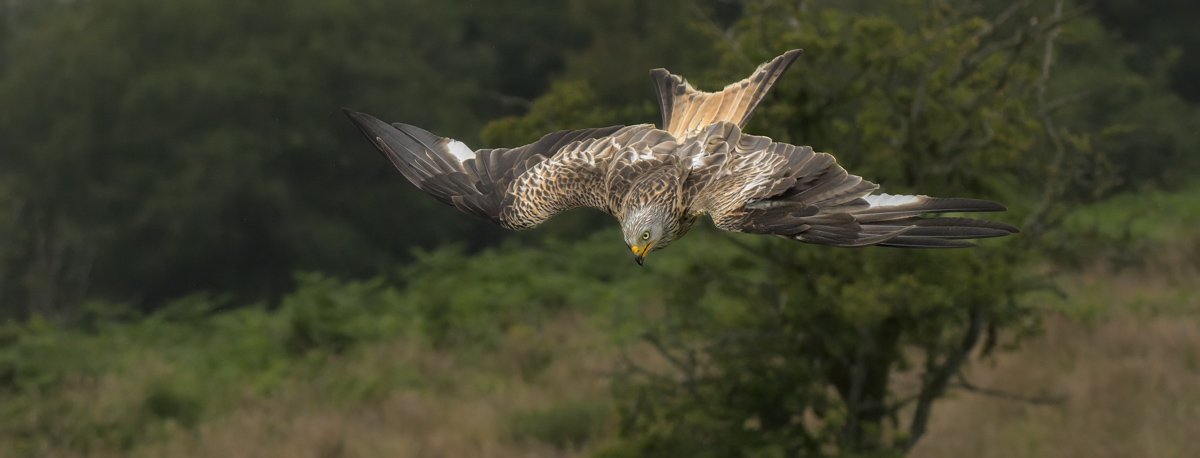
478,1,1141,454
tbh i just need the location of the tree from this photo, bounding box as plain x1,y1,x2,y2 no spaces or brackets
486,1,1104,455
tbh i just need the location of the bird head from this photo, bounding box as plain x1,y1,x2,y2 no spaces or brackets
622,206,673,266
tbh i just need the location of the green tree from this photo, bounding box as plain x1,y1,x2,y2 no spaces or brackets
485,1,1105,455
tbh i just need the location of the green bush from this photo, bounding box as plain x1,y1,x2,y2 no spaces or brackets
282,273,407,354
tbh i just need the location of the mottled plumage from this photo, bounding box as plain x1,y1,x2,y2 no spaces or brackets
344,49,1017,265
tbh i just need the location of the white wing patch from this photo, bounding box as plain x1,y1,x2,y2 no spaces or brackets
443,138,475,162
863,193,924,208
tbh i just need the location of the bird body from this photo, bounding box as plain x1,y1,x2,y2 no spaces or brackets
345,49,1017,265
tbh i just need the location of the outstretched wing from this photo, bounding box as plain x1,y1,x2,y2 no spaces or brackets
344,109,675,230
651,49,802,138
686,123,1017,248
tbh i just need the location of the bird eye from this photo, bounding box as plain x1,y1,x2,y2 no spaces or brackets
641,230,651,241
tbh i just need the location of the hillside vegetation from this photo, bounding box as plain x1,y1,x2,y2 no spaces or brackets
2,0,1198,456
2,186,1198,457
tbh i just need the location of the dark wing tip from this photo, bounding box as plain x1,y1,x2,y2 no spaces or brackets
341,107,387,135
980,200,1008,212
341,107,371,124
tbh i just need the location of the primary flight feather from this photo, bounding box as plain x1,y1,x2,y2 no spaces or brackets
344,49,1017,265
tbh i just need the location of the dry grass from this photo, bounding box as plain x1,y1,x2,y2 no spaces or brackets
912,268,1200,458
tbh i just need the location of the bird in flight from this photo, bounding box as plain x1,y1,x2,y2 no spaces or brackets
344,49,1016,266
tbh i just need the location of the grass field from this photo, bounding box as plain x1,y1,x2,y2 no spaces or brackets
913,268,1200,458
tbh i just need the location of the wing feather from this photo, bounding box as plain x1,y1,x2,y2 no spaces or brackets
686,123,1016,247
344,108,637,228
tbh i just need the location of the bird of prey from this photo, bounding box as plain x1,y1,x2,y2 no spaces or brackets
344,49,1017,266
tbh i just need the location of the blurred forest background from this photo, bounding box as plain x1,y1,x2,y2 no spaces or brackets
1,0,1198,456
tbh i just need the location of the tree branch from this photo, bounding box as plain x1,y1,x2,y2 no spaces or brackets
1026,0,1068,237
952,373,1067,405
904,303,986,451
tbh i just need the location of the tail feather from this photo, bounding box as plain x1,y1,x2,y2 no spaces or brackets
652,49,802,138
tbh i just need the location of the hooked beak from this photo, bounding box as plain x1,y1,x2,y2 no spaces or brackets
631,243,651,266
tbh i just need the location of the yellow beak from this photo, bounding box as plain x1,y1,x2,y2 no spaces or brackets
631,243,652,266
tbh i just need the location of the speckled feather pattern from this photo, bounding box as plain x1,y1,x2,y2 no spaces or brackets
345,49,1017,252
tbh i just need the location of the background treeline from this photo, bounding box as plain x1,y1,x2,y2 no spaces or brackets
0,0,1196,318
1,0,1198,456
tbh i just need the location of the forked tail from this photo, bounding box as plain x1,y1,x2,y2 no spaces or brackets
651,49,802,138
